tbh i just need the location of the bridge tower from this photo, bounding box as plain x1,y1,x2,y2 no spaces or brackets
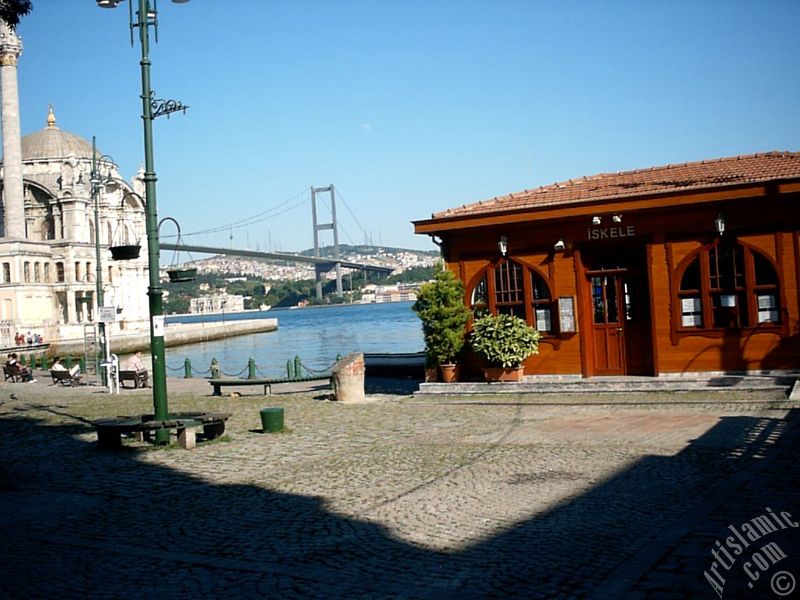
311,185,343,299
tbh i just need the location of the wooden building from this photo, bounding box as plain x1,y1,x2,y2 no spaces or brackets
413,152,800,377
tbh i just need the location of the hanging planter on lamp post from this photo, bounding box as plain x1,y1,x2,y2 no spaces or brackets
110,244,141,261
109,190,144,261
167,267,197,283
159,216,197,283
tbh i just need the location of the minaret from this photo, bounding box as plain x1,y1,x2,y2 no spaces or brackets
0,20,25,240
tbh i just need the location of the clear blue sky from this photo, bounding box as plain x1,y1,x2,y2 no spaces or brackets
13,0,800,252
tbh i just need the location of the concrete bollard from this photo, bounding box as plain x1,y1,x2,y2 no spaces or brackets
248,357,257,379
331,352,365,402
184,357,192,378
210,358,219,379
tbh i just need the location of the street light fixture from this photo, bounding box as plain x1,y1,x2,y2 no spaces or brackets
97,0,191,444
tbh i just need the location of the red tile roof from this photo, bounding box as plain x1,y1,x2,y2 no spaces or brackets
432,151,800,220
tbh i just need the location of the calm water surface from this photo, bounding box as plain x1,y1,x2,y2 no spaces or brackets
166,302,423,378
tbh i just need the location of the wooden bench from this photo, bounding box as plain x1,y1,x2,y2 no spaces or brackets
50,369,81,386
4,364,23,382
119,369,148,388
209,375,331,397
93,411,231,450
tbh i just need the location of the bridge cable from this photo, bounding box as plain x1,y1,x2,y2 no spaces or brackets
335,188,372,245
165,189,310,239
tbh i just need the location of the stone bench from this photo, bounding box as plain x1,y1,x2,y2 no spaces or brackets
208,375,330,397
93,411,231,450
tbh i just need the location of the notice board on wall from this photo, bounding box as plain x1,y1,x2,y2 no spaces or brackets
558,296,577,333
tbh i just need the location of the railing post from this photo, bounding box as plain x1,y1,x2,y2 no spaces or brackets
248,357,256,379
210,358,219,379
286,359,294,380
184,357,192,379
294,356,302,380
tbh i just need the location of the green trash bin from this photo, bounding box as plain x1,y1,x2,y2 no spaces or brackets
260,407,284,433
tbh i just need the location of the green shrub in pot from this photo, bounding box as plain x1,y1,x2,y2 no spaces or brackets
470,313,540,369
412,268,471,378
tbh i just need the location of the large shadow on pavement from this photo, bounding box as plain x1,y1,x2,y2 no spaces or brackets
0,407,797,599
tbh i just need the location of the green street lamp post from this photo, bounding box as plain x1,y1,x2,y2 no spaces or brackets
98,0,190,443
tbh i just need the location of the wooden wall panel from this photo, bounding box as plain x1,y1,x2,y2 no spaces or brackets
653,232,800,373
648,243,672,374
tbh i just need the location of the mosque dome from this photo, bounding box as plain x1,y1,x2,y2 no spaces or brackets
18,106,99,162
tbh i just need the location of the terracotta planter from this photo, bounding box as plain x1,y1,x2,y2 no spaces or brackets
483,366,524,382
439,363,459,383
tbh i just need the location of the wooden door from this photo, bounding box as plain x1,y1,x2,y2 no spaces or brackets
590,274,625,374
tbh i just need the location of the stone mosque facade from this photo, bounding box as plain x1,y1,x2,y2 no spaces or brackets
0,21,149,347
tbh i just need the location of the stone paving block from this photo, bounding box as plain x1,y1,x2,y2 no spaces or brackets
0,379,797,598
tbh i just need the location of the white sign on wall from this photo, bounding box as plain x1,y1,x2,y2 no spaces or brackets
98,306,117,323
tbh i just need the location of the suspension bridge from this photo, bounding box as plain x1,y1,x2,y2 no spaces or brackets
159,185,394,298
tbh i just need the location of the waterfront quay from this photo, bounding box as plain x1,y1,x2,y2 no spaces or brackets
51,317,279,357
0,378,797,598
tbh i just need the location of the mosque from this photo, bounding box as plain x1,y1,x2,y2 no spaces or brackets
0,21,149,348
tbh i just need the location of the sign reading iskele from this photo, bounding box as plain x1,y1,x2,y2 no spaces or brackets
587,225,636,241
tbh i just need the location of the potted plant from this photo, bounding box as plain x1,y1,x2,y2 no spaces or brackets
470,313,540,382
412,267,471,382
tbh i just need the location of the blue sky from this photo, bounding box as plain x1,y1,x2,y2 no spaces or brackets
13,0,800,252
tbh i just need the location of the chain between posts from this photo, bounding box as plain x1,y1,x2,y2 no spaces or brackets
164,355,342,379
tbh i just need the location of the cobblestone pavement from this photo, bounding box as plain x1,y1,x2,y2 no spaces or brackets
0,376,797,599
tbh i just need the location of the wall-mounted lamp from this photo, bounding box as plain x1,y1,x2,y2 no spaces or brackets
715,213,725,236
592,216,602,225
553,239,566,251
612,214,622,223
498,235,508,256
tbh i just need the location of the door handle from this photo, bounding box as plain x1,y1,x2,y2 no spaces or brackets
616,327,623,332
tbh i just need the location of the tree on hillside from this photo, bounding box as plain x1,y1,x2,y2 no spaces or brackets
0,0,32,28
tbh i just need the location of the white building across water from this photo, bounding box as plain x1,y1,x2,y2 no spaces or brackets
0,21,149,347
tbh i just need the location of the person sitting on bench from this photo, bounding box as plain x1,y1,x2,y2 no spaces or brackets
126,351,149,388
51,357,82,382
6,353,34,382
